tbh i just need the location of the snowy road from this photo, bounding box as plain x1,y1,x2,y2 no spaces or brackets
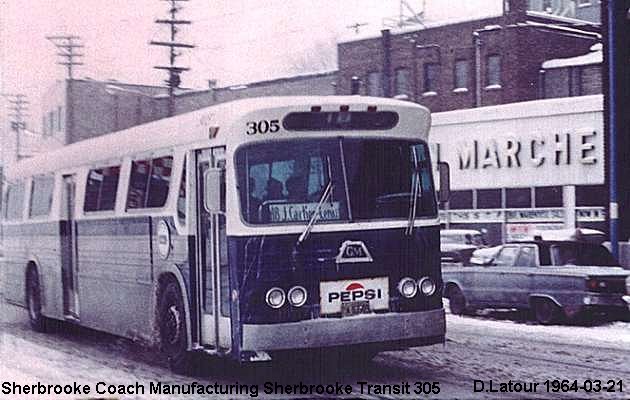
1,300,629,400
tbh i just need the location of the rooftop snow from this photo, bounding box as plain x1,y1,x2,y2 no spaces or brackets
542,47,602,69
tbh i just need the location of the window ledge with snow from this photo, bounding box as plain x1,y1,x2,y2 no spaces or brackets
484,84,502,91
453,87,469,94
421,91,437,97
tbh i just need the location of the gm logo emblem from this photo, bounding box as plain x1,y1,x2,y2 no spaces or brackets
335,240,373,264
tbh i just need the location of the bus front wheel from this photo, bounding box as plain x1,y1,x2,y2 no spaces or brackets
26,266,49,332
158,280,191,374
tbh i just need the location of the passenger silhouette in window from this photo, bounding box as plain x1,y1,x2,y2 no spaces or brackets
265,178,284,201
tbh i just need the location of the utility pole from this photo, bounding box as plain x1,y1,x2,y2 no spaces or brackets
46,35,84,79
150,0,194,117
4,93,29,161
47,35,83,144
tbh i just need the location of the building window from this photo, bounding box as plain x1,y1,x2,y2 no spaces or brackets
84,165,121,212
423,63,440,94
394,68,411,97
580,65,602,95
569,67,582,96
486,55,501,87
535,186,562,208
506,188,531,208
57,106,63,132
367,71,383,97
477,189,501,209
543,68,569,98
454,59,470,90
449,190,473,209
576,185,605,207
48,111,54,136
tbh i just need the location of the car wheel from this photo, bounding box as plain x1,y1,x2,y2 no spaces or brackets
158,279,192,374
448,286,467,315
533,298,563,325
26,267,49,332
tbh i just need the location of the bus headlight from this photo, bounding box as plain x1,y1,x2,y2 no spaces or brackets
418,277,436,296
265,288,285,309
398,277,418,298
288,286,308,307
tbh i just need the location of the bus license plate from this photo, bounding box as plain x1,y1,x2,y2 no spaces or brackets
341,300,370,317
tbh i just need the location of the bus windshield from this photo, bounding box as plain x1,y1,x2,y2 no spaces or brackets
236,138,436,225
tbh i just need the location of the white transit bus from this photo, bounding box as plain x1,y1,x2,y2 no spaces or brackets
1,96,449,371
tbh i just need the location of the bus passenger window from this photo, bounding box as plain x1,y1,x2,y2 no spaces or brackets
177,159,186,224
30,175,55,218
127,156,173,209
84,166,120,212
5,183,25,220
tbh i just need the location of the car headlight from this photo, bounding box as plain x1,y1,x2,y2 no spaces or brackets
265,287,285,309
418,277,437,296
398,277,418,298
287,286,308,307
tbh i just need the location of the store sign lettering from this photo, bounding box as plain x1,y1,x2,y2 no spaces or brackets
434,130,598,171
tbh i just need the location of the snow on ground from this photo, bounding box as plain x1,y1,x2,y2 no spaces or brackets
447,313,630,351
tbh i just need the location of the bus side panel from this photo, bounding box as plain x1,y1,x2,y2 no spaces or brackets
2,224,29,307
2,222,63,319
74,217,153,340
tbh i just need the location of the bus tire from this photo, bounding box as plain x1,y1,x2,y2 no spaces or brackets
26,266,49,333
158,279,191,374
447,285,468,316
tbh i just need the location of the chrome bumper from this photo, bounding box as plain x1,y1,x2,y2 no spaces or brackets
241,308,445,351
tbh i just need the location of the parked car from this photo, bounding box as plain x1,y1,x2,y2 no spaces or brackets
440,229,487,265
443,238,630,324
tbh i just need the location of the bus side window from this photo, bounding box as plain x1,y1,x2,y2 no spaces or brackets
5,183,25,220
29,175,55,218
177,157,186,225
127,156,173,209
84,166,121,212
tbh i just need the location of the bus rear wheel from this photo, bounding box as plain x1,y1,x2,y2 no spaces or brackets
26,267,49,332
158,280,191,374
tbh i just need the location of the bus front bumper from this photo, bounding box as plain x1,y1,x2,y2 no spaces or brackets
241,308,445,351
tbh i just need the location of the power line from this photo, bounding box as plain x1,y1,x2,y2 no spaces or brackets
46,35,84,79
150,0,195,116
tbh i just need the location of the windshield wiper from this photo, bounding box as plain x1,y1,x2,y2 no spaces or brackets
296,180,334,246
297,155,334,247
406,147,422,236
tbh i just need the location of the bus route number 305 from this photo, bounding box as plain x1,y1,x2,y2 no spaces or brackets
246,119,280,135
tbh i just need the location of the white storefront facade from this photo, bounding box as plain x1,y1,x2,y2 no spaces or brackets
430,95,605,244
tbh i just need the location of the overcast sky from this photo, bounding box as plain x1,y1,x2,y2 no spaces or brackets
0,0,501,137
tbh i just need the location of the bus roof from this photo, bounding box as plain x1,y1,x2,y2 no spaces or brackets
6,96,430,179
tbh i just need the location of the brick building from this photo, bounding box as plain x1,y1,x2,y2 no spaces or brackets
41,71,337,144
336,0,601,112
541,42,602,98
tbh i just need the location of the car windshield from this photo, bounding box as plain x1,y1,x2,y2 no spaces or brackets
550,242,618,266
236,138,436,224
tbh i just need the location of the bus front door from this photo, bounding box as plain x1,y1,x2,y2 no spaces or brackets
196,148,231,353
61,175,79,320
